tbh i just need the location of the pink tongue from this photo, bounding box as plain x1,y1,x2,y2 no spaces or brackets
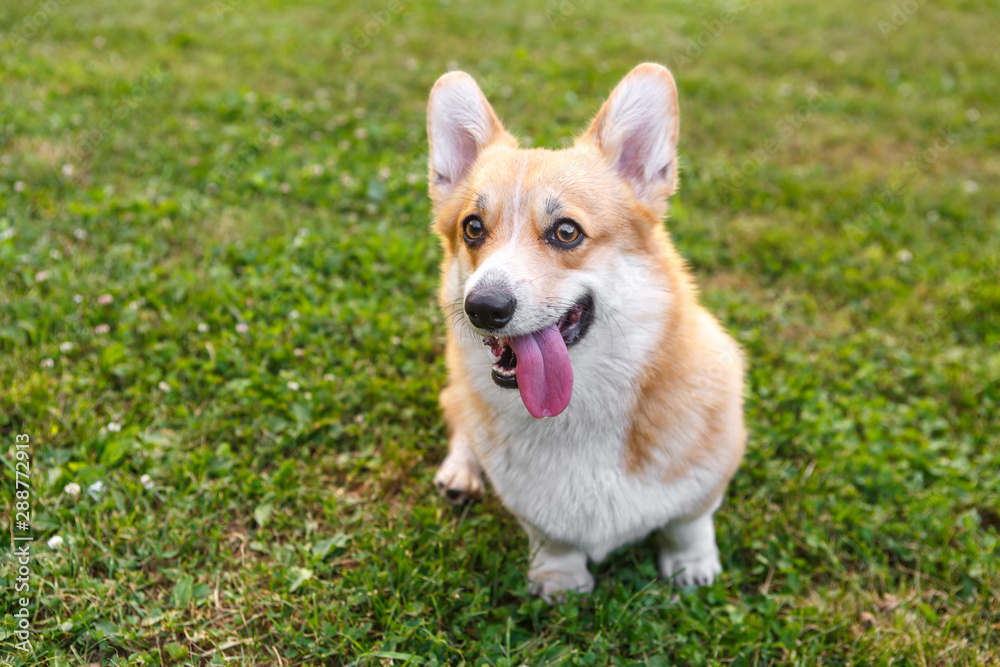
508,324,574,419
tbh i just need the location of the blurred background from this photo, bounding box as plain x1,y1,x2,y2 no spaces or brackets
1,0,997,664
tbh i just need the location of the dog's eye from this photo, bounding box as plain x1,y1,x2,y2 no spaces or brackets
548,219,584,248
463,215,485,244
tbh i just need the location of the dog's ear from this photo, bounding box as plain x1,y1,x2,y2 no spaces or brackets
427,72,514,209
580,63,680,216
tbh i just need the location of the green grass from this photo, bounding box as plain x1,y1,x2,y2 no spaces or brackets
1,0,998,664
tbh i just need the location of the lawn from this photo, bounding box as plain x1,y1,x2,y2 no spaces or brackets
1,0,998,664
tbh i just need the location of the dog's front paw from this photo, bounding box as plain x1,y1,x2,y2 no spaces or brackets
659,552,722,587
528,568,595,603
433,449,484,505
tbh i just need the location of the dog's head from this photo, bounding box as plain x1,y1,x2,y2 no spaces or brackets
428,64,681,418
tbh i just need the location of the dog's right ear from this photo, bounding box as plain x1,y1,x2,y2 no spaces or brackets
427,72,514,210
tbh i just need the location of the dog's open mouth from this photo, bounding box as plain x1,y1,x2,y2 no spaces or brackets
481,294,594,418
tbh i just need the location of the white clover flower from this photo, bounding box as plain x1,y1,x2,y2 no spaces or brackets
60,341,74,352
47,535,64,549
35,271,49,282
287,381,300,391
197,322,209,332
94,323,110,334
140,474,154,490
73,228,87,240
323,373,336,382
73,294,83,303
289,310,300,320
236,323,249,334
88,481,104,499
279,183,291,194
50,249,62,259
61,164,75,176
897,249,913,263
64,482,81,498
158,381,171,392
293,348,304,357
14,181,25,192
963,180,979,193
107,421,121,432
98,294,113,305
41,358,55,368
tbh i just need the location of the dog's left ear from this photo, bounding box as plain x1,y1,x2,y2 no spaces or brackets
580,63,680,216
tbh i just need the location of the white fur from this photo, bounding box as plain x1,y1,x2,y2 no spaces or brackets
445,251,728,564
522,521,595,603
433,439,484,505
656,497,723,587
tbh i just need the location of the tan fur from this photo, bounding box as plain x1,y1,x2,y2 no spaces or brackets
439,337,496,457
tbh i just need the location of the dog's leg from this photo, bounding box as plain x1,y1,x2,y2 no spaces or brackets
522,523,594,603
656,502,723,587
433,384,486,505
433,432,484,505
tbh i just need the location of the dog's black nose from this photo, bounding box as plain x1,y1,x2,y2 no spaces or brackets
465,289,517,330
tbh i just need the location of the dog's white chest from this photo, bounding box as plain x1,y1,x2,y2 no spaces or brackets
467,346,720,561
450,254,724,560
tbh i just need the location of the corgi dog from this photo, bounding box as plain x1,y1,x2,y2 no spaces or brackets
427,63,746,600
